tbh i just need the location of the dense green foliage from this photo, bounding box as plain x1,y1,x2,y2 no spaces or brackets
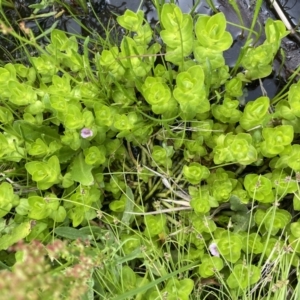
0,2,300,299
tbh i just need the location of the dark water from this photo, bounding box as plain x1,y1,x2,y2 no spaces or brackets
272,0,300,27
1,0,299,100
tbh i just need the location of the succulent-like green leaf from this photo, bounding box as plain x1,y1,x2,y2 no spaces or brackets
225,77,243,97
260,125,293,157
0,107,14,124
183,162,210,185
288,81,300,118
226,264,261,289
0,222,31,250
151,145,173,168
255,208,291,235
160,4,193,63
190,187,211,214
64,104,84,130
28,196,52,220
142,76,174,114
213,133,257,165
244,174,274,203
212,98,242,124
120,37,152,77
275,100,295,121
84,145,106,166
163,278,194,300
8,81,37,106
25,155,61,190
198,254,224,278
28,138,49,157
134,23,152,45
0,65,16,95
286,145,300,171
0,182,19,218
144,214,167,237
193,45,225,71
195,13,233,51
293,192,300,211
31,55,57,81
216,233,243,263
48,74,71,96
94,103,114,127
241,43,274,80
265,19,289,52
109,195,126,213
267,169,298,197
242,233,264,254
50,29,69,51
192,215,216,233
240,96,270,131
173,65,209,119
70,152,94,186
105,175,126,197
98,47,125,79
290,221,300,238
117,10,144,32
50,205,66,222
68,206,85,227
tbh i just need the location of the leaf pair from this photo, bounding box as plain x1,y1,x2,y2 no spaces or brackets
25,155,61,190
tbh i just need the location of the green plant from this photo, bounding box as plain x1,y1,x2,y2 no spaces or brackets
0,1,299,299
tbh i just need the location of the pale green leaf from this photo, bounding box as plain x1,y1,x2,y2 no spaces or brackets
70,152,94,186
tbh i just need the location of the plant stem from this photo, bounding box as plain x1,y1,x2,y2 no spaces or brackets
268,0,293,32
145,178,162,201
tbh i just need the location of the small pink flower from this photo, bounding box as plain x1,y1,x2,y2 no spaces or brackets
209,243,220,257
81,128,93,138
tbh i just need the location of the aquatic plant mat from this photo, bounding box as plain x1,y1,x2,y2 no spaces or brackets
1,1,300,299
